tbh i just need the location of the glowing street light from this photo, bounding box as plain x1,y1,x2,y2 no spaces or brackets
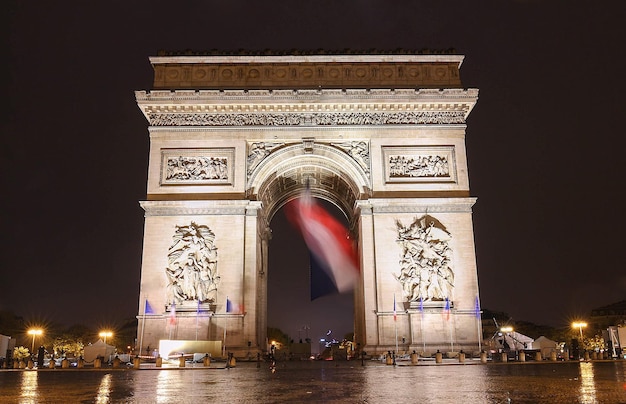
27,329,43,353
99,331,113,345
572,321,587,340
500,326,513,333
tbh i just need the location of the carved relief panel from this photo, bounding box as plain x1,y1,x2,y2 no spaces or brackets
165,222,220,306
382,146,456,184
160,148,234,186
393,215,454,304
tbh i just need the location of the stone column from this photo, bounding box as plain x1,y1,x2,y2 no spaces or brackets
242,202,263,351
355,202,378,352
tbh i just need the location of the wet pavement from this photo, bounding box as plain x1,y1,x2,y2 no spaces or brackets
1,359,625,403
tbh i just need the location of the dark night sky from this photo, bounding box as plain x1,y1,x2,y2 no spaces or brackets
2,1,625,341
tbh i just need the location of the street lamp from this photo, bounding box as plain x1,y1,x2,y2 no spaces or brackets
499,327,513,352
572,322,587,340
99,331,113,345
572,321,587,360
28,329,43,353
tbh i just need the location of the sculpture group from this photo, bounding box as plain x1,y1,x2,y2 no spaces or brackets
394,216,454,303
165,222,219,305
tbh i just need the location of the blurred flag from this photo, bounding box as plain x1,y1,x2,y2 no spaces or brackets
419,297,424,314
226,297,243,314
310,251,337,300
393,294,397,322
144,299,154,315
443,298,450,321
286,189,360,293
169,302,177,326
474,296,481,319
226,297,232,313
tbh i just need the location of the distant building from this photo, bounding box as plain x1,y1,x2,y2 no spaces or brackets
1,334,15,361
590,300,626,329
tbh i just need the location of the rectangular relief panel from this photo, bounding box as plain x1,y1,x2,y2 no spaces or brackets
382,146,457,184
160,148,235,186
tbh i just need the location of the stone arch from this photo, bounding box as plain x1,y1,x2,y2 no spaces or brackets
247,141,371,223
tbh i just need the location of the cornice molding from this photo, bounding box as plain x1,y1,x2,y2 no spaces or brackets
136,88,478,127
150,54,464,65
136,88,478,102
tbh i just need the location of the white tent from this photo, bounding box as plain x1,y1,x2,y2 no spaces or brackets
84,339,116,362
534,336,558,357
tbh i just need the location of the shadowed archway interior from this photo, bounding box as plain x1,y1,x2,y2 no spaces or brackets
266,199,355,349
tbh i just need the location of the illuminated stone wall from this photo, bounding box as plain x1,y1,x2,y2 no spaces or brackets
135,52,481,356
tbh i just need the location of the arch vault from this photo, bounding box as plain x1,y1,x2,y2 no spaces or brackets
135,51,481,357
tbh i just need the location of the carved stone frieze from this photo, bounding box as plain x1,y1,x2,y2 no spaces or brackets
150,113,306,127
147,110,466,127
313,111,465,125
166,222,219,305
394,215,454,303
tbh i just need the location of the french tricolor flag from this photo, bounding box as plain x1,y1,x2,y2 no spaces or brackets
443,297,451,321
169,302,177,326
286,189,360,293
226,297,243,314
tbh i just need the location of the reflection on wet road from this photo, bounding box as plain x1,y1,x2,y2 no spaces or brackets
1,360,625,403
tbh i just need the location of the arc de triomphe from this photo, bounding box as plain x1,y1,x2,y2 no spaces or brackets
135,51,481,357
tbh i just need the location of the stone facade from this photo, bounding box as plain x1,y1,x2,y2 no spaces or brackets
135,52,481,357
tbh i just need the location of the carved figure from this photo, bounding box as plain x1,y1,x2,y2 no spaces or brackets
332,141,370,173
393,215,454,302
165,222,219,304
246,142,284,175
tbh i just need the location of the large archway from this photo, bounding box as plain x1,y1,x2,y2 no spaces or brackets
246,141,368,351
267,198,354,355
135,51,482,357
